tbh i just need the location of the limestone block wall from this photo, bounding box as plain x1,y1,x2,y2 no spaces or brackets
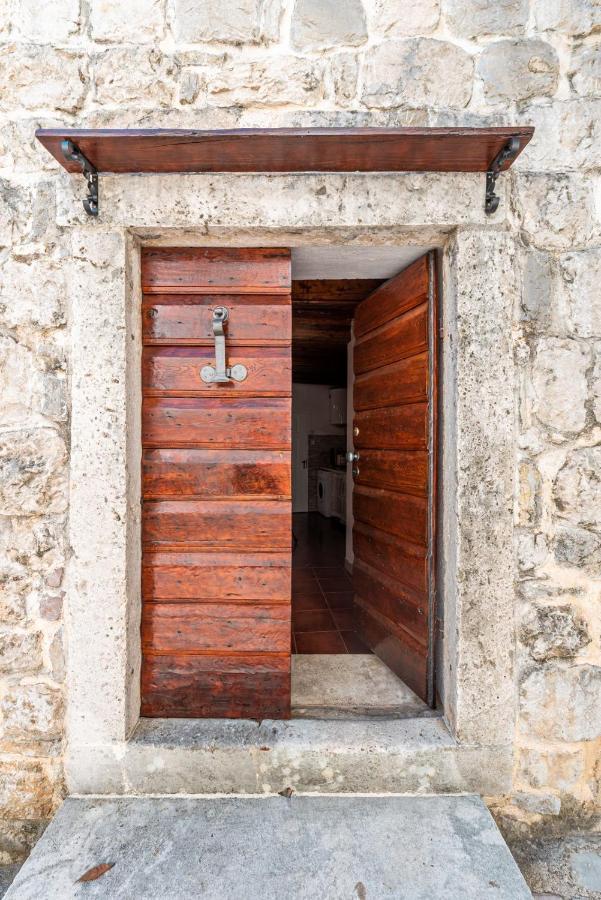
0,0,600,859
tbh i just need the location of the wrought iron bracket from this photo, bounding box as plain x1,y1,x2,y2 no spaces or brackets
485,136,520,215
61,139,99,216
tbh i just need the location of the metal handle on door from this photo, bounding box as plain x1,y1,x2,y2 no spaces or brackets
200,306,248,384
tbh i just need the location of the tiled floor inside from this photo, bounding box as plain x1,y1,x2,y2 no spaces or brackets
292,512,371,654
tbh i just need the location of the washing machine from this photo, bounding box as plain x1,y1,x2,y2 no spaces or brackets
317,469,334,517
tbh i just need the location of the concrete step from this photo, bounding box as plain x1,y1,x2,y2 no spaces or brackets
6,795,531,900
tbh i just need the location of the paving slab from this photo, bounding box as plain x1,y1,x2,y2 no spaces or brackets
5,795,531,899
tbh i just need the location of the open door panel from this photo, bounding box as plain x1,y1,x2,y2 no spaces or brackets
351,251,438,705
140,248,292,718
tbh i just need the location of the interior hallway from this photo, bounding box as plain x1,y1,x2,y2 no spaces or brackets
291,512,370,654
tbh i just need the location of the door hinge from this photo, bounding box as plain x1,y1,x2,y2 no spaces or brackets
61,139,99,217
485,136,521,215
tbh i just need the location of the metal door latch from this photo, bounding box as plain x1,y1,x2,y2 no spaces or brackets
347,450,360,478
200,306,248,384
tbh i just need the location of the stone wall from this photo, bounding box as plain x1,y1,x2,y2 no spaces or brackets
0,0,600,859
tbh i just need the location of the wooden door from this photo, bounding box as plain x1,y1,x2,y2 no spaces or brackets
140,248,292,718
352,251,438,705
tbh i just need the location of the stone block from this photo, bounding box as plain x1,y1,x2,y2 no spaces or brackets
173,0,280,44
514,173,601,250
38,592,63,622
0,818,46,865
0,565,30,625
0,45,88,114
517,459,542,526
0,759,55,819
554,524,601,573
532,338,589,434
593,341,601,423
372,0,440,36
512,791,561,815
516,99,601,172
12,0,80,41
207,55,325,106
521,250,555,331
291,0,367,50
1,684,63,742
0,630,43,674
520,603,590,661
328,52,360,105
534,0,601,35
362,39,473,109
554,448,601,529
520,664,601,741
444,0,528,38
92,49,178,107
0,429,67,517
89,0,164,43
570,45,601,96
517,531,548,572
558,248,601,338
0,256,66,330
517,746,586,792
478,40,559,103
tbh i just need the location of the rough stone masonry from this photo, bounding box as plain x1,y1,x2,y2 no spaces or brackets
0,0,600,864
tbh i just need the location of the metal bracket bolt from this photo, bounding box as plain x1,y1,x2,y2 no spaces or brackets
61,139,99,217
485,136,520,215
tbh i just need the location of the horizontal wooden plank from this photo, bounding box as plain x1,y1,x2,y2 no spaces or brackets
143,346,291,395
141,247,291,291
143,551,290,600
143,397,291,448
141,653,290,718
353,522,427,596
143,296,291,344
354,449,427,497
354,562,427,646
354,485,427,546
354,403,427,451
354,354,427,411
354,302,427,375
292,279,384,303
142,448,291,499
37,127,534,176
142,602,290,654
355,605,427,701
143,499,291,550
353,255,429,338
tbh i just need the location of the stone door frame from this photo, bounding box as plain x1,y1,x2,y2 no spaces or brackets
63,172,518,795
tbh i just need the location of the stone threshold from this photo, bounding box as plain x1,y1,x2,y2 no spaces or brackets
67,717,513,797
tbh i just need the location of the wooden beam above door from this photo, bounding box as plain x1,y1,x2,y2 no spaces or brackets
35,126,533,217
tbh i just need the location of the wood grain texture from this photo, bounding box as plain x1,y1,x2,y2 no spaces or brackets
354,485,427,547
141,654,290,718
142,602,290,654
143,397,291,448
352,251,437,706
353,449,427,497
143,551,290,601
141,247,292,719
354,303,428,375
353,403,427,450
354,355,427,411
142,247,291,291
143,346,291,395
143,296,291,344
143,499,291,550
36,126,534,175
142,448,291,499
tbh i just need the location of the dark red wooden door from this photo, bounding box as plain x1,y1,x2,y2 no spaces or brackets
352,252,438,705
141,248,292,718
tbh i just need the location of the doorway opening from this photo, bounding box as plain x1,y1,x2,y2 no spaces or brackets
289,246,437,719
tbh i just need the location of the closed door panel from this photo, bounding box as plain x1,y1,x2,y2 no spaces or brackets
141,248,292,719
352,252,438,705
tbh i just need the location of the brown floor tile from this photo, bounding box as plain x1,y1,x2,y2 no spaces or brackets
316,576,353,591
324,591,354,610
331,609,355,631
294,631,347,653
340,631,371,654
292,594,330,612
311,567,350,577
292,609,336,632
